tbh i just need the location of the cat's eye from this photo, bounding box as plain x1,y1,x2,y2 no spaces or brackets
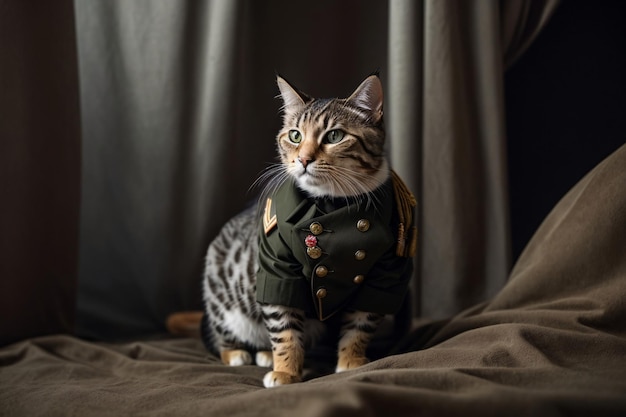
323,129,345,144
288,130,302,143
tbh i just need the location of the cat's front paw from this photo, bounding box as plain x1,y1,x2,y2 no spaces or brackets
335,356,370,373
255,351,273,368
263,371,301,388
220,349,253,366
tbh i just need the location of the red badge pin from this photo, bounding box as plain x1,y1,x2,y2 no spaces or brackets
305,234,318,247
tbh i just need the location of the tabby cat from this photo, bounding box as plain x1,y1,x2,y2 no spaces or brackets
200,74,415,388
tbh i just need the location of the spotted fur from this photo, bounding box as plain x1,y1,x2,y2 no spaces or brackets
202,75,388,388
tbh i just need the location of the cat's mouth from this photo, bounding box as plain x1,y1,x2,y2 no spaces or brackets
300,170,321,180
296,168,324,185
294,162,316,176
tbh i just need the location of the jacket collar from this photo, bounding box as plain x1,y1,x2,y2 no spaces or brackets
274,178,393,225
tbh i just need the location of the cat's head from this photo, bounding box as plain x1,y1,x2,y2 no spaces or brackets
274,74,389,199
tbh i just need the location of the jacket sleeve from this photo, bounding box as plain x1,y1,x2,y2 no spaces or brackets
255,224,312,311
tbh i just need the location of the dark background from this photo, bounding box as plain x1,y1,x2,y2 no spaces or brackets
506,0,626,262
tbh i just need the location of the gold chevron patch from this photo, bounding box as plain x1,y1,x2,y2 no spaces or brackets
263,198,277,235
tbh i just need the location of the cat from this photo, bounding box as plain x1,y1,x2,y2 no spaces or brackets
179,74,416,388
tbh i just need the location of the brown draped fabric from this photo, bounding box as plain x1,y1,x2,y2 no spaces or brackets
0,0,558,343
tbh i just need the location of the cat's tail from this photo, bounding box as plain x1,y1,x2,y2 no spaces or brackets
165,311,204,339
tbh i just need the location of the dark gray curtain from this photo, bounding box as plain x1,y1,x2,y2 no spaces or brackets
74,0,559,339
0,0,558,343
74,0,391,339
390,0,558,318
0,1,82,345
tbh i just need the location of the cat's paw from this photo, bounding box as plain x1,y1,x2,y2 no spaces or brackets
335,356,370,373
263,371,301,388
220,349,253,366
255,351,273,368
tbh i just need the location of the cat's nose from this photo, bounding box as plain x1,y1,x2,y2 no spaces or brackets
298,156,314,168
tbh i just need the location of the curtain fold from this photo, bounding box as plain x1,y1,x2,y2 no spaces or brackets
162,0,244,331
502,0,561,68
74,0,250,339
388,0,558,319
388,0,424,315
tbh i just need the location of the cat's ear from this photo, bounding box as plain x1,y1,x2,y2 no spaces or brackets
276,75,311,114
347,75,384,123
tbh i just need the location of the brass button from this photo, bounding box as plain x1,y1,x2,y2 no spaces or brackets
354,250,366,261
307,246,322,259
309,222,323,236
315,265,328,278
316,288,327,299
353,275,365,284
356,219,370,232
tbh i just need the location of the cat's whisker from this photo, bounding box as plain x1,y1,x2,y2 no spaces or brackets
251,164,291,203
250,164,283,190
323,165,387,209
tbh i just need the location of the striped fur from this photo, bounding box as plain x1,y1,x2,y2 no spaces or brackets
202,75,389,387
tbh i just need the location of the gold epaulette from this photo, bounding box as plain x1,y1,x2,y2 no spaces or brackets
391,170,418,258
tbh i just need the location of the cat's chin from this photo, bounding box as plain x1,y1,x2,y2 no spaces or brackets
293,176,328,197
295,181,340,198
295,173,388,199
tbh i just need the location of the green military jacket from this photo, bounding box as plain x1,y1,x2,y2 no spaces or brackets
256,177,413,321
